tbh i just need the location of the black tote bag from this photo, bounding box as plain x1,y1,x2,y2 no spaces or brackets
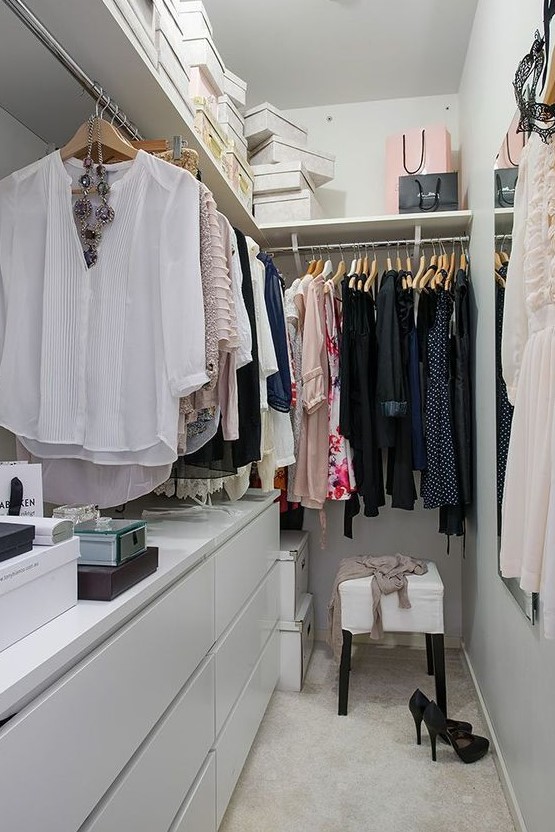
398,173,459,213
494,168,518,208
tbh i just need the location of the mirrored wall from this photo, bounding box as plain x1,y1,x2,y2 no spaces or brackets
493,113,538,622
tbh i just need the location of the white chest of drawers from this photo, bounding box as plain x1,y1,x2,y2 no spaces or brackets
0,491,280,832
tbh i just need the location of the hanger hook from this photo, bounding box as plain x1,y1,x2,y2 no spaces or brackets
110,104,119,125
100,95,111,120
95,86,104,117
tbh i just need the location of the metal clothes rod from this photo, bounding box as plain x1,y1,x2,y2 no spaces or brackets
270,235,470,254
495,233,513,240
2,0,144,140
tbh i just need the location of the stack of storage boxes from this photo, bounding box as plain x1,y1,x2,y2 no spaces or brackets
154,0,194,116
246,102,336,222
179,1,254,212
278,531,315,691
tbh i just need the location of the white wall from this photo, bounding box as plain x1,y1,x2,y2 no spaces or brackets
286,94,460,217
0,105,46,180
0,106,46,461
459,2,554,831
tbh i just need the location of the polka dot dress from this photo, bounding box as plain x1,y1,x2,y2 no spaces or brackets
495,282,514,507
421,288,460,509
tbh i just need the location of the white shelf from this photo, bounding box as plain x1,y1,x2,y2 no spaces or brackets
0,0,262,242
259,210,472,247
495,207,514,235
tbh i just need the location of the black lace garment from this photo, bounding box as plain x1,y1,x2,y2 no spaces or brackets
515,0,555,144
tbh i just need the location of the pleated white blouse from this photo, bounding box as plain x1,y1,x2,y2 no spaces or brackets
0,150,207,471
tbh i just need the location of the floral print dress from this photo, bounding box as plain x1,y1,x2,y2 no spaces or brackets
325,286,356,500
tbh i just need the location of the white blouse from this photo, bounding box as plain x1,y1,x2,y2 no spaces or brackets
0,150,207,468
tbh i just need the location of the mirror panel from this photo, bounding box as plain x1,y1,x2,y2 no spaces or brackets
493,114,537,622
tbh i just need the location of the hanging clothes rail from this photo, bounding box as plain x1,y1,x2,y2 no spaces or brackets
1,0,144,140
269,234,470,254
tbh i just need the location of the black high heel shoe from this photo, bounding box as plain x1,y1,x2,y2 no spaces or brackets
423,700,490,763
408,689,472,745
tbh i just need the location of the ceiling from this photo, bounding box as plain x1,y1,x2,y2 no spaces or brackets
202,0,479,109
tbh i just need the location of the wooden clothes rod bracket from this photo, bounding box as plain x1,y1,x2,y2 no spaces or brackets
269,235,470,255
1,0,144,141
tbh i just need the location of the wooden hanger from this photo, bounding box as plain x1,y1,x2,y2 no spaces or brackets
61,115,137,163
362,245,369,277
364,244,379,293
445,248,457,291
418,250,439,290
348,247,359,289
331,247,347,288
459,238,468,273
386,243,393,272
412,253,427,290
355,244,364,276
313,252,325,277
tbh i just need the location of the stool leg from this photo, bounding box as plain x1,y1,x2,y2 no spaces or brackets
338,629,352,716
431,634,447,717
425,633,434,676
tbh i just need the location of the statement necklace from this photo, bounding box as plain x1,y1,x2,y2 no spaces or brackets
73,115,115,268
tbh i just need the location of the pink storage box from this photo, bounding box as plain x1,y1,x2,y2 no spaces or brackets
189,66,220,119
496,111,526,169
385,124,452,214
182,34,225,94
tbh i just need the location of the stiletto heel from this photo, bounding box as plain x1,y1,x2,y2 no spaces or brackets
423,701,489,764
428,728,438,762
408,689,472,746
414,717,422,746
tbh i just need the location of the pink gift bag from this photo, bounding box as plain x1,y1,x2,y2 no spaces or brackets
385,125,453,214
495,111,526,169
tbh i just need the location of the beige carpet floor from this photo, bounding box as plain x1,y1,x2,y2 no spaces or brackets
220,643,515,832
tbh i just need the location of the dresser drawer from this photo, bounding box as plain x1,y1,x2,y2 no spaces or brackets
215,503,279,638
0,557,215,832
214,562,279,735
169,752,216,832
215,627,279,827
81,655,215,832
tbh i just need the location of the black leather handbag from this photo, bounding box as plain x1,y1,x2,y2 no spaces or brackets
398,172,459,213
494,168,518,208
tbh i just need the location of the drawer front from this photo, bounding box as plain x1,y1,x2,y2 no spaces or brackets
215,504,279,638
169,752,216,832
81,656,215,832
0,557,215,832
214,562,279,735
215,627,279,827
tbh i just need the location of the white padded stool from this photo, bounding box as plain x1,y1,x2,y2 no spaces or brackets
337,560,445,716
